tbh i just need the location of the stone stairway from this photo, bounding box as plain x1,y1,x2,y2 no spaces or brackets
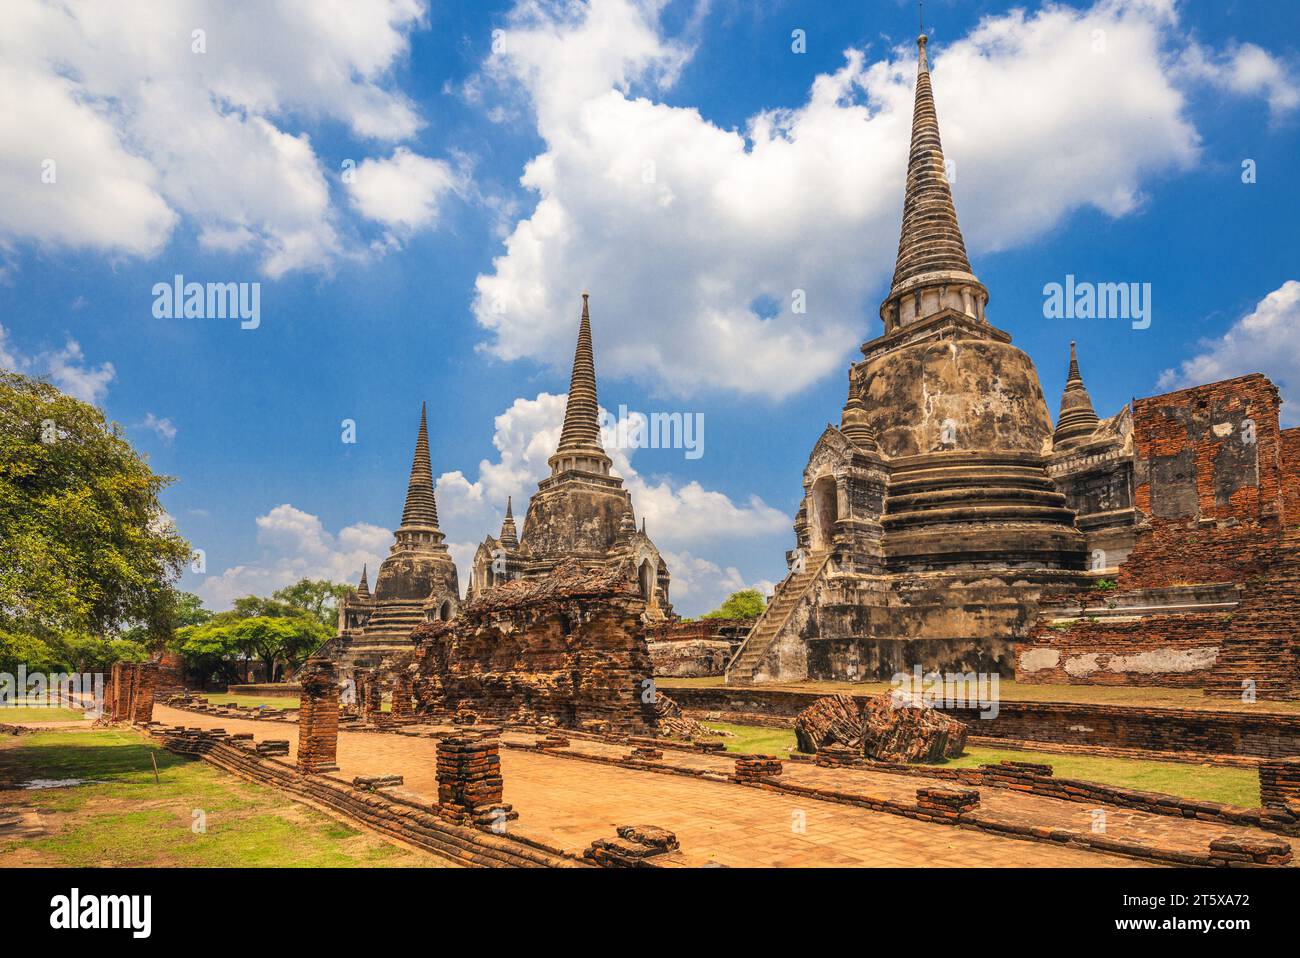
1203,529,1300,701
726,552,830,684
334,599,429,675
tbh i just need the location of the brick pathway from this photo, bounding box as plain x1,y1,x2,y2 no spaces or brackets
153,706,1139,867
534,733,1295,861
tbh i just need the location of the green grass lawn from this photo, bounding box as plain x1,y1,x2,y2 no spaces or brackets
661,676,1300,715
0,706,89,723
0,729,447,867
197,693,392,712
943,746,1260,808
700,722,1260,808
200,693,300,710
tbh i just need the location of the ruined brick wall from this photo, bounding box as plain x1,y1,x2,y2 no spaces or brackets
105,662,159,723
646,619,749,642
1281,427,1300,526
411,560,658,734
1120,374,1283,588
129,664,158,723
1016,614,1227,687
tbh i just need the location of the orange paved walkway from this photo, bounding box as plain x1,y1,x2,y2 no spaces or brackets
153,705,1139,867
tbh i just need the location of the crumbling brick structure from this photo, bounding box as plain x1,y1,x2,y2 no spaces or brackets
297,660,340,773
411,559,658,734
390,669,413,721
1017,375,1300,698
435,731,517,828
1121,373,1285,590
103,662,159,723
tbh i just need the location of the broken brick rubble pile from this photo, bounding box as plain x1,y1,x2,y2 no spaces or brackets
794,691,968,763
411,560,657,734
583,825,680,867
651,692,720,740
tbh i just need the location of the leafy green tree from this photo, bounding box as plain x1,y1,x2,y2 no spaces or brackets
119,589,212,653
701,589,767,621
0,370,190,637
0,629,60,674
177,613,329,684
272,578,352,629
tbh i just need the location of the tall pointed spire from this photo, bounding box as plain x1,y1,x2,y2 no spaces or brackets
1053,342,1101,450
891,34,972,291
398,402,442,534
549,292,612,476
499,497,519,549
356,564,370,599
879,34,985,333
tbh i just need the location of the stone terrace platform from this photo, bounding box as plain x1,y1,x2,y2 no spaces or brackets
151,704,1294,868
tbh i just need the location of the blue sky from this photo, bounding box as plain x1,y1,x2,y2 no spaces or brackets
2,0,1298,616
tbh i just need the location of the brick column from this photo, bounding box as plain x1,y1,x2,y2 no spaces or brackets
359,669,383,725
103,664,119,721
110,662,127,721
297,660,340,773
1259,757,1300,812
390,671,413,722
435,731,518,828
733,754,783,783
129,664,158,723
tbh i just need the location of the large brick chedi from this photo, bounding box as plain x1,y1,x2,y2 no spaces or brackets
411,560,658,733
730,34,1088,685
330,404,461,680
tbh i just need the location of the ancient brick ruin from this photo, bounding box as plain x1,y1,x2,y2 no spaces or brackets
647,618,748,677
1018,374,1300,698
328,403,461,681
729,34,1300,699
467,295,672,619
410,560,658,733
435,730,517,828
297,660,340,773
103,662,159,724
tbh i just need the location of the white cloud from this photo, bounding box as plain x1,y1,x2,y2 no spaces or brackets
346,147,466,234
472,0,1285,398
1175,41,1300,116
0,0,440,276
195,503,390,609
1158,280,1300,425
659,548,775,612
0,324,115,405
141,412,178,442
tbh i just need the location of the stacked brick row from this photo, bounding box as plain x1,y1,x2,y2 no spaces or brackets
435,732,518,828
915,787,980,819
1260,757,1300,813
1206,837,1292,867
297,660,340,773
732,755,783,783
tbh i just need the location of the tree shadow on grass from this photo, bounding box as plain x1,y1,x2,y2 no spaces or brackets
0,731,190,788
